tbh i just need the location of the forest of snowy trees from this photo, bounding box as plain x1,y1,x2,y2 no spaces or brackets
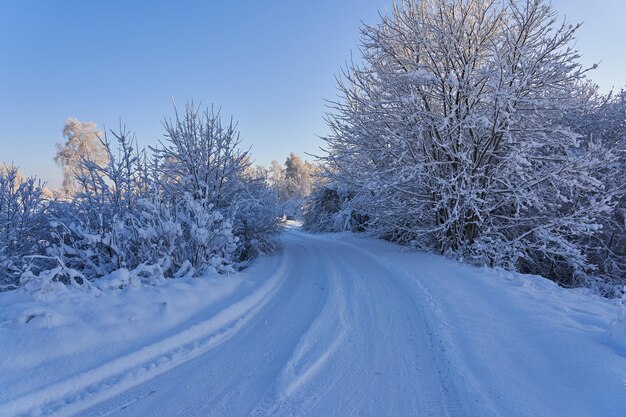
305,0,625,294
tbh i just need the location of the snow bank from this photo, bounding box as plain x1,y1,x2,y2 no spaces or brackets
0,251,286,416
0,277,231,399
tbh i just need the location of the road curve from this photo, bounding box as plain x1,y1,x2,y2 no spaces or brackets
76,228,463,417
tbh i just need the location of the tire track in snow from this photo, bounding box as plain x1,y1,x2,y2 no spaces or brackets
275,258,348,400
334,237,467,416
248,237,349,416
330,236,469,416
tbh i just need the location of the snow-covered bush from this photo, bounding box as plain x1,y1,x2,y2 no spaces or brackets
43,122,235,281
174,193,237,273
32,104,281,289
154,104,273,267
230,176,282,262
43,127,162,280
0,165,47,290
19,255,97,294
315,0,625,289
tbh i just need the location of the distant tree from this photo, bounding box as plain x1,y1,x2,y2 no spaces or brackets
268,160,288,201
268,153,320,218
54,118,108,195
284,153,318,198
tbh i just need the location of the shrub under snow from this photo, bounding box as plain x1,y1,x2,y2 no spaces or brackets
6,104,282,292
0,165,47,290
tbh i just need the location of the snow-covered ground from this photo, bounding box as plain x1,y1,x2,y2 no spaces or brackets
1,227,625,417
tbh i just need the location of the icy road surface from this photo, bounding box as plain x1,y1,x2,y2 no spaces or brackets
3,228,625,416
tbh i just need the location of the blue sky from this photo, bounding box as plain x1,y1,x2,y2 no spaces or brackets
0,0,624,189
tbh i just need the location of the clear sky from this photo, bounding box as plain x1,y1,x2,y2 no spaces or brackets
1,0,624,189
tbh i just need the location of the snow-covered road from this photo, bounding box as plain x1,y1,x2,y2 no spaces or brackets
73,230,462,417
3,228,625,416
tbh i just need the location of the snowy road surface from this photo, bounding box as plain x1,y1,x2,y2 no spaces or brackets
3,228,626,416
76,230,465,417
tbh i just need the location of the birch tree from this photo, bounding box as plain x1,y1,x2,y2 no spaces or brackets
54,118,108,196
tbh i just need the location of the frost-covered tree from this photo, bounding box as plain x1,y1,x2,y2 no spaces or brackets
0,165,47,289
151,104,250,269
55,118,108,196
284,153,318,198
268,160,288,200
154,105,250,208
230,174,282,262
566,89,626,290
318,0,623,287
268,153,320,218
